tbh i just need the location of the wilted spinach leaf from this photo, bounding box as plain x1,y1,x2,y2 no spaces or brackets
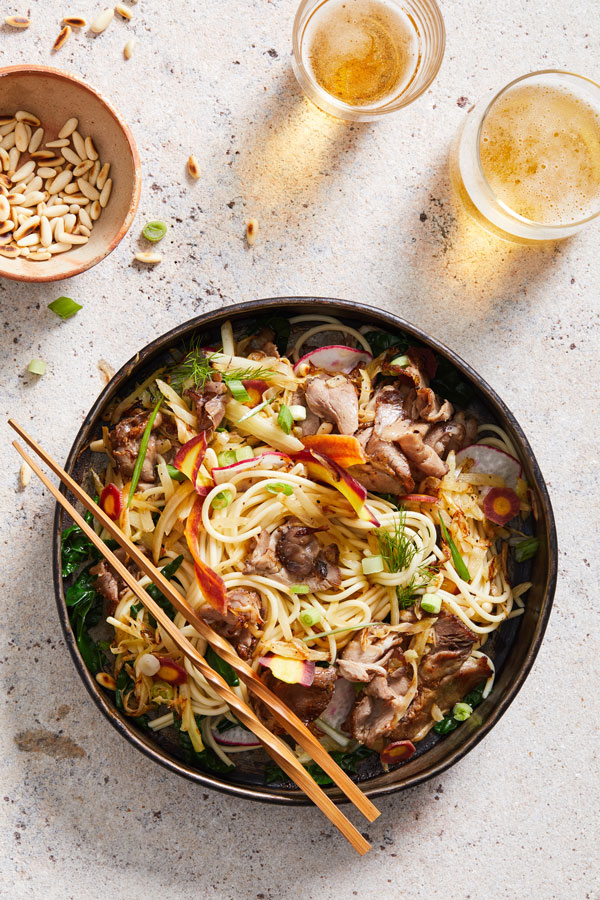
173,714,234,773
206,645,239,686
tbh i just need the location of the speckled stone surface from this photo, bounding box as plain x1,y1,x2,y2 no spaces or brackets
1,1,599,898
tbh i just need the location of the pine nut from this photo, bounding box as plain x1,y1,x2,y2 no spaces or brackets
26,176,43,192
0,196,9,221
37,167,57,179
28,251,52,261
64,182,80,194
46,139,70,148
90,200,101,221
17,232,40,247
61,147,82,166
0,221,14,235
90,8,114,33
40,216,52,247
0,121,16,137
53,25,72,50
8,147,20,170
14,122,28,152
31,150,55,159
16,111,40,125
115,4,132,18
134,251,162,264
49,170,73,194
63,16,87,27
73,160,93,177
19,192,45,208
58,117,78,139
1,133,17,151
124,39,135,59
96,163,110,190
54,218,66,243
88,160,101,187
0,148,9,170
84,136,98,161
246,219,259,246
99,177,112,207
66,196,90,206
77,178,100,200
5,16,30,28
11,161,35,183
78,207,92,229
77,224,91,237
28,127,44,154
0,246,20,258
48,242,72,254
187,155,201,179
14,216,40,240
72,131,87,160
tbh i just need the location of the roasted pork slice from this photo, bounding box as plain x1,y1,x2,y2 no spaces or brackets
305,374,359,435
248,326,280,359
90,547,150,615
388,655,492,742
108,407,163,483
260,665,337,727
372,384,414,442
419,611,475,685
337,626,404,682
349,426,415,494
398,430,449,479
185,380,228,438
346,664,413,749
291,388,321,436
243,518,341,590
200,587,263,660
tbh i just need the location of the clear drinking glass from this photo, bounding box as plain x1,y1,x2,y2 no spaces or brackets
450,70,600,243
292,0,445,122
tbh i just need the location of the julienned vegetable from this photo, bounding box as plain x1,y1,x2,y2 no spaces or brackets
47,296,82,319
127,397,162,506
277,403,293,434
142,220,168,242
439,516,471,583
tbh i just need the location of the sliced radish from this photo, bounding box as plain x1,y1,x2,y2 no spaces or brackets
213,725,261,747
397,493,440,505
212,451,290,485
483,487,520,525
319,677,356,731
455,443,522,489
293,345,372,375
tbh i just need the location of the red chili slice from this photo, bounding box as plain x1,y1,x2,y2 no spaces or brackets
380,740,416,766
100,483,123,521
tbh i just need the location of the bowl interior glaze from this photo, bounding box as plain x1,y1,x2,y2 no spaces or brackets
52,298,557,804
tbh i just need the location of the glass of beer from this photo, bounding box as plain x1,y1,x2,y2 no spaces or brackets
292,0,445,121
450,70,600,242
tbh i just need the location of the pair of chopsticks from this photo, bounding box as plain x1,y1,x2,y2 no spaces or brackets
10,419,379,854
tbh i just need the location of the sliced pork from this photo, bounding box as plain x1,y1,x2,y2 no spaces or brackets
257,666,337,729
248,326,280,359
185,380,228,439
243,518,341,590
200,587,263,660
338,627,404,682
349,427,415,494
91,547,151,615
305,374,359,435
108,407,163,483
346,663,413,748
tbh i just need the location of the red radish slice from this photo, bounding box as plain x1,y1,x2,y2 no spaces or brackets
455,443,522,489
380,740,416,766
213,725,261,747
319,677,355,731
293,345,372,375
397,493,440,505
212,452,289,485
483,487,520,525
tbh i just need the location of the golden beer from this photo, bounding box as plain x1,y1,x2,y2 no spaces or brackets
451,71,600,242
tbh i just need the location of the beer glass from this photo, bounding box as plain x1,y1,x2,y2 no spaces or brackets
292,0,445,121
450,71,600,242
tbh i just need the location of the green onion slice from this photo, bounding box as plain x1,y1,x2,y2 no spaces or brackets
47,296,82,319
237,397,274,422
390,354,410,368
211,490,232,509
299,607,322,627
217,450,237,467
28,358,46,375
290,584,310,594
165,464,185,482
439,516,471,583
301,622,368,642
277,403,293,434
228,379,250,403
514,537,539,563
142,220,168,242
127,398,162,507
265,482,293,496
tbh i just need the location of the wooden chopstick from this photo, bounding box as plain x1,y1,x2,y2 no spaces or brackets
10,418,380,824
13,438,371,856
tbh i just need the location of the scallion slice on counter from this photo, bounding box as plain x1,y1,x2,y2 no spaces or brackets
127,398,162,507
47,296,82,319
277,403,293,434
211,490,232,509
439,515,471,583
228,379,250,403
265,482,293,496
28,358,46,375
142,220,168,242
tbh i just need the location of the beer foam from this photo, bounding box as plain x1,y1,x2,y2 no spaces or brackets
479,83,600,225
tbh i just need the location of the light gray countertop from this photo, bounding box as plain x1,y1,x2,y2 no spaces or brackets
1,1,598,898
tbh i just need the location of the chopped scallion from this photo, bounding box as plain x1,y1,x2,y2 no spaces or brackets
142,220,168,242
266,482,293,496
235,446,254,462
420,592,443,614
361,555,384,575
390,354,410,368
47,296,82,319
277,403,293,434
165,464,185,482
237,397,274,423
211,490,232,509
289,404,307,421
439,516,471,583
514,537,539,563
299,608,322,627
452,702,473,721
127,398,162,507
151,681,174,702
217,450,237,467
228,379,250,403
27,358,46,376
290,584,310,594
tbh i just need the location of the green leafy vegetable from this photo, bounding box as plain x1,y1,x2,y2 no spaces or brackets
173,714,234,773
433,715,459,736
514,537,539,563
48,296,82,319
260,315,291,355
363,330,409,357
145,554,184,627
142,220,168,242
61,510,98,576
205,645,239,686
277,403,293,434
431,356,474,408
265,745,372,786
127,397,162,507
439,516,472,583
65,564,104,674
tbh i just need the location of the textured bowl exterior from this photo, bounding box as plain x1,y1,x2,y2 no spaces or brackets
52,298,557,804
0,65,141,282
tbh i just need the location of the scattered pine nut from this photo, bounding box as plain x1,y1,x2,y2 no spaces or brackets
123,38,135,59
5,16,30,28
63,16,87,27
90,7,114,33
96,672,116,690
53,25,72,51
187,154,201,179
134,251,162,264
96,162,110,191
90,200,101,220
46,138,70,148
20,462,31,487
115,3,133,19
246,218,259,246
72,131,87,161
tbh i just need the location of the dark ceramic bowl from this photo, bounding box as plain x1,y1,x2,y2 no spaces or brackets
52,298,557,804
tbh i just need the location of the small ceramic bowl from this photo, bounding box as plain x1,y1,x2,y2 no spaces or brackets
0,65,141,282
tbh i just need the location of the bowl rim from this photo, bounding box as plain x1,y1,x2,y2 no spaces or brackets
52,297,558,804
0,64,141,283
